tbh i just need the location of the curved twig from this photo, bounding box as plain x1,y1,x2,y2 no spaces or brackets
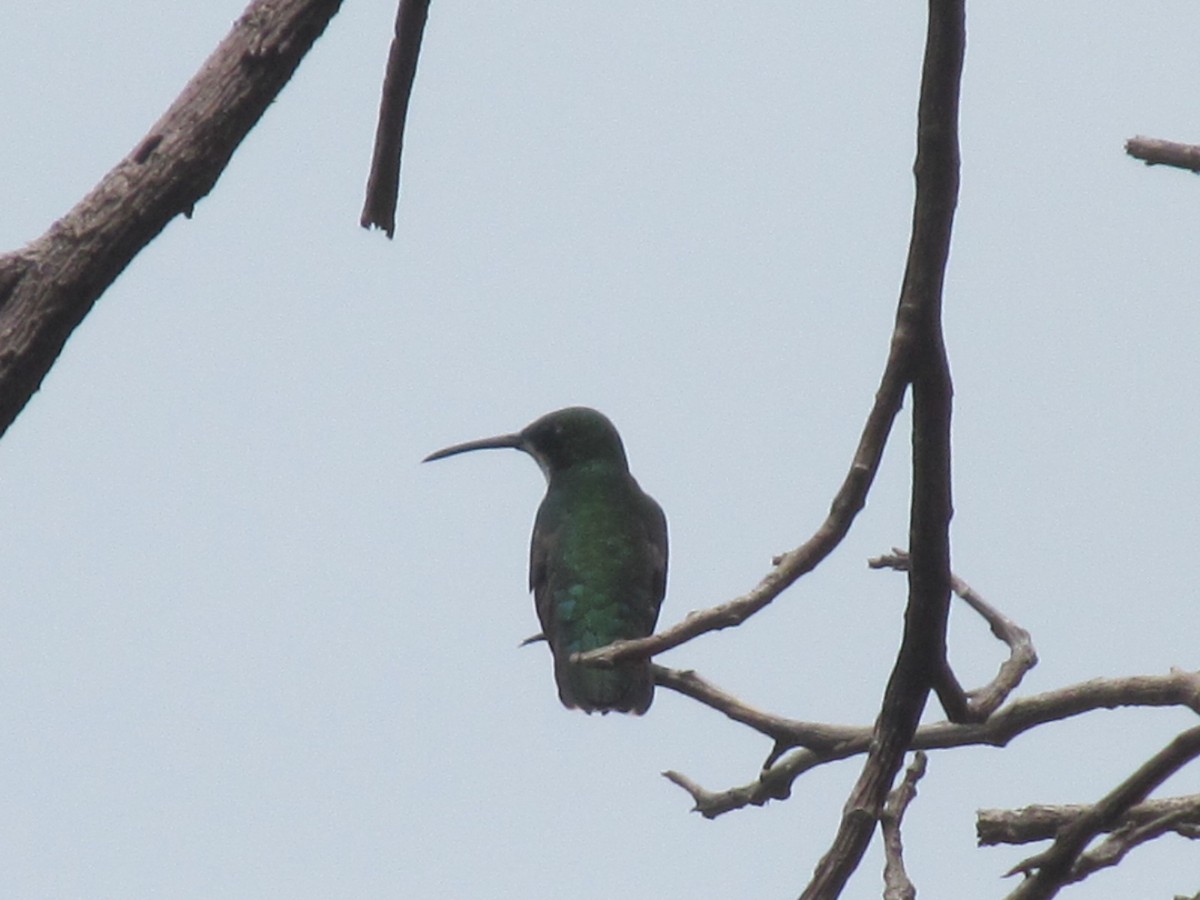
870,549,1038,717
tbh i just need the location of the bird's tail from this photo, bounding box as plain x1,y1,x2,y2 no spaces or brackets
554,651,653,715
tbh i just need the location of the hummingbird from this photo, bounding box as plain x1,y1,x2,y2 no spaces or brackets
424,407,668,714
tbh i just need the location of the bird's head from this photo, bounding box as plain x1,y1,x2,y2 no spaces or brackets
423,406,629,479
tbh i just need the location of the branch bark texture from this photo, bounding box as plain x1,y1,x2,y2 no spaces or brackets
0,0,343,439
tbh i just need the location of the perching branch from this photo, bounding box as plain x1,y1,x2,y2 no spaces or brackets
0,0,344,440
1004,725,1200,899
360,0,432,236
1126,135,1200,173
575,365,908,667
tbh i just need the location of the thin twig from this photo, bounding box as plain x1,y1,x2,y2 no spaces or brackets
882,752,927,900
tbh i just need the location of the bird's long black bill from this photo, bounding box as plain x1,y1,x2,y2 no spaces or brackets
422,432,524,463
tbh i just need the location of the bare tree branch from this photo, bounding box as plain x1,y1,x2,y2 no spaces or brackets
361,0,431,236
882,752,927,900
0,0,344,440
870,549,1038,718
801,0,965,892
1126,135,1200,173
978,794,1200,846
1004,725,1200,900
660,669,1200,819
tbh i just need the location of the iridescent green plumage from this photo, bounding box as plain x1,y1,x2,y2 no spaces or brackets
425,407,667,714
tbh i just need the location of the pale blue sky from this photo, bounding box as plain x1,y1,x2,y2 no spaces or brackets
2,3,1198,897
